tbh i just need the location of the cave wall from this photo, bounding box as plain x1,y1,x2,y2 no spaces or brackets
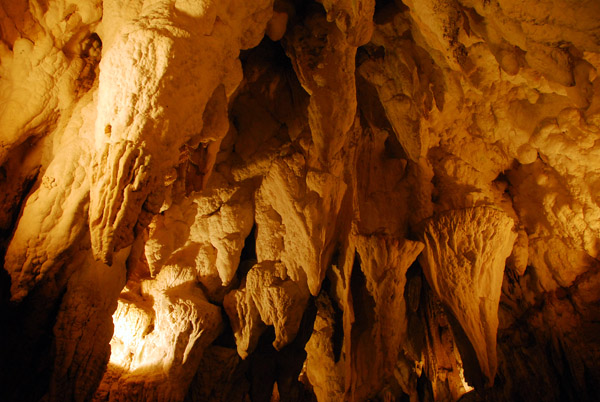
1,0,599,401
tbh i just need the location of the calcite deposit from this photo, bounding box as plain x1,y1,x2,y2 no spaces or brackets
1,0,600,401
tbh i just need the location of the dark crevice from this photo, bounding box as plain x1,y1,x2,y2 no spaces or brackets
232,36,309,160
247,327,277,402
75,32,102,96
405,260,427,360
240,224,257,262
384,129,409,160
374,0,406,25
445,308,486,390
285,0,326,27
355,44,385,70
404,260,423,313
584,363,600,402
350,252,375,330
320,275,344,363
212,310,238,349
0,165,39,248
0,284,66,402
240,36,292,71
329,244,341,268
246,299,317,402
82,33,102,55
331,304,344,363
457,389,485,402
349,251,376,361
355,72,393,134
375,0,396,14
416,372,434,402
237,224,257,282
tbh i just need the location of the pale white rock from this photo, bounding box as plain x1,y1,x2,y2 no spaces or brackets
108,297,154,372
97,281,222,402
246,261,310,350
196,188,254,287
0,35,80,165
528,109,600,259
36,0,103,49
4,90,97,301
89,0,274,264
507,159,600,291
144,199,196,277
0,0,102,164
98,0,144,50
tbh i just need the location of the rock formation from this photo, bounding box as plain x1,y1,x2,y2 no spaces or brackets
1,0,599,401
420,207,517,385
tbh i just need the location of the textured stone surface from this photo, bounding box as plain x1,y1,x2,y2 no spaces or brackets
420,207,517,384
1,0,600,401
224,260,310,358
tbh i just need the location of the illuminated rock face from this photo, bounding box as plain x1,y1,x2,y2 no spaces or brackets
420,207,517,385
1,0,600,401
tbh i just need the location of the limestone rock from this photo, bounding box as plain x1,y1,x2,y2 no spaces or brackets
95,280,222,401
317,0,375,46
286,11,359,163
4,90,97,301
420,206,517,384
0,36,80,165
223,284,265,360
89,0,274,264
50,246,128,402
358,11,444,162
145,176,254,298
303,231,424,401
304,292,345,402
2,0,600,401
419,283,474,402
185,346,249,402
353,235,424,379
0,0,102,164
255,153,346,295
224,261,310,358
403,0,467,70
